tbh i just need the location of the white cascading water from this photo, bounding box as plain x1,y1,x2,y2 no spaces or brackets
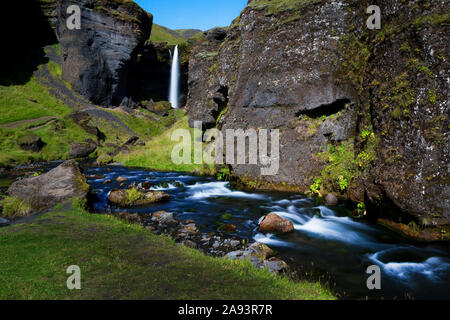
169,45,180,109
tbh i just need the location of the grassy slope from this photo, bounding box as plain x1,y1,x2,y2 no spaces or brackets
0,46,93,166
115,115,211,173
149,24,203,45
175,29,203,40
0,44,172,168
0,206,334,300
149,24,187,45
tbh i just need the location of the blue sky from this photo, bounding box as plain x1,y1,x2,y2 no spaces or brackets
134,0,247,31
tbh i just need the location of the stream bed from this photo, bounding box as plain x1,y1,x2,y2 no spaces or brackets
85,165,450,300
2,162,449,300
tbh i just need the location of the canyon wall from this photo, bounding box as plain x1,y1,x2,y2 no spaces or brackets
56,0,152,106
186,0,449,230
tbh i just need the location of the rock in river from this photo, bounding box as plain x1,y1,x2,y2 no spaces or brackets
115,176,128,183
325,193,339,206
108,189,170,207
219,224,237,233
7,160,89,213
258,213,294,234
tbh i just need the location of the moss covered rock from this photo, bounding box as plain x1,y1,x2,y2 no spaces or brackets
7,160,89,213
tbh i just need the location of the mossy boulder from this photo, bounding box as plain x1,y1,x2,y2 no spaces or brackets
108,189,170,207
145,100,172,116
7,160,89,213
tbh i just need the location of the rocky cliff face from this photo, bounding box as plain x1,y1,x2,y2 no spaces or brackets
56,0,152,106
186,0,449,232
129,41,190,106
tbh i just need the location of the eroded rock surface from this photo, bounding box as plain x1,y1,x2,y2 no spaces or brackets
186,0,450,230
56,0,152,106
7,160,89,213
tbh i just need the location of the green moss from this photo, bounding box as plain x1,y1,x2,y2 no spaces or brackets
248,0,323,24
399,42,411,53
312,128,378,195
126,188,145,204
427,90,438,104
337,34,371,93
413,13,450,27
95,152,113,166
196,51,219,61
380,72,416,120
93,0,145,24
407,58,434,78
216,103,229,126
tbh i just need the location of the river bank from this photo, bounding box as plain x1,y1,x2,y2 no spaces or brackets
1,162,449,300
0,205,334,300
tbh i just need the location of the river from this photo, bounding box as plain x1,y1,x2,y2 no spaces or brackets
84,165,450,300
2,163,449,300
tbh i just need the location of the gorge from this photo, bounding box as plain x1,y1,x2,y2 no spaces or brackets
0,0,448,300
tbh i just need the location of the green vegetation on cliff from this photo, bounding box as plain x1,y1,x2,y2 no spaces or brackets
248,0,323,23
0,53,94,166
0,43,175,168
0,206,334,300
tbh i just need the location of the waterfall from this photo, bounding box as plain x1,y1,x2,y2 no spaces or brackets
169,45,180,109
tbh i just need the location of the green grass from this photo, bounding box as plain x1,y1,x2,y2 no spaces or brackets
0,207,335,300
115,115,214,174
0,43,173,168
0,196,31,218
0,43,98,167
0,76,69,125
175,29,203,40
248,0,323,23
149,24,187,45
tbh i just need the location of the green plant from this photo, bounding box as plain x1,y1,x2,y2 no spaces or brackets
408,221,419,233
337,176,348,191
71,197,87,210
310,178,322,194
361,130,372,140
126,189,144,204
356,202,365,215
217,167,231,181
0,196,31,217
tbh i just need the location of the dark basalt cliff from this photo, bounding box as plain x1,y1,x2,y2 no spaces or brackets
129,41,190,106
56,0,152,106
186,0,449,231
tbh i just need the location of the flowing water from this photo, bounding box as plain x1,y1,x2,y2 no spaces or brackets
169,45,180,109
2,163,449,299
84,165,450,300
